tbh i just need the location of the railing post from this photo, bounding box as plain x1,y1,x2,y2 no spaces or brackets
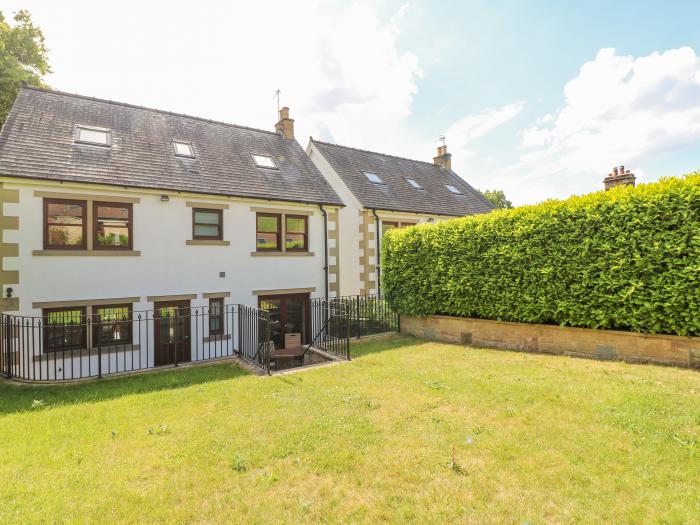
356,295,360,339
97,316,102,379
237,305,242,356
4,315,12,379
265,312,271,375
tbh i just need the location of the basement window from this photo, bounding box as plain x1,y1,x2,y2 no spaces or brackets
252,154,278,169
445,185,463,195
172,140,194,158
75,126,110,146
406,177,423,190
363,171,384,184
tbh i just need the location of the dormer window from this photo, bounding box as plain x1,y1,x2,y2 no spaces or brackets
363,171,384,184
445,185,463,195
76,126,110,146
252,154,277,169
406,177,423,190
172,140,194,158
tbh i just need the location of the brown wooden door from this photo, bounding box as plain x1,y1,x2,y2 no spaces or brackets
154,301,191,366
258,294,310,349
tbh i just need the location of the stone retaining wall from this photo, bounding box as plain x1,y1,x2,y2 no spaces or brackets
401,315,700,368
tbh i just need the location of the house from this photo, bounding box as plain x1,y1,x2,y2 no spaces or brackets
306,139,493,296
0,86,344,377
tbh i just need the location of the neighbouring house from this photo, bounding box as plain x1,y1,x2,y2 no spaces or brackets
603,165,636,190
306,139,493,296
0,86,344,376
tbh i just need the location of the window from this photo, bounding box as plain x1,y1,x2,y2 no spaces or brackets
363,171,384,184
44,199,87,249
256,213,281,251
193,208,223,240
209,298,224,335
445,185,463,195
252,154,277,169
381,221,399,236
172,140,194,158
406,178,423,190
43,307,86,352
285,215,308,251
94,202,132,249
76,126,110,146
93,305,132,346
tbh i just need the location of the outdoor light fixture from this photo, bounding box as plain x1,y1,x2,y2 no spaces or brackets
160,194,170,202
6,287,12,298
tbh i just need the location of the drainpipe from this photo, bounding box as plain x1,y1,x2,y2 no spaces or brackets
372,209,381,295
319,204,329,300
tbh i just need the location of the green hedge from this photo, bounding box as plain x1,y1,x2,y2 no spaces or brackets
383,174,700,336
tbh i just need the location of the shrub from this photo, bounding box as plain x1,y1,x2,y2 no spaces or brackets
382,174,700,336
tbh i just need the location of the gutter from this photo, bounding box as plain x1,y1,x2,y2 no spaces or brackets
319,204,329,300
371,209,381,294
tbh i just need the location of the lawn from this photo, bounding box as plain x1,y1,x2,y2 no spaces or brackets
1,336,699,524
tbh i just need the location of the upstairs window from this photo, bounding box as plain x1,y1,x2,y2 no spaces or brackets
406,178,423,190
44,199,87,249
172,140,194,158
76,126,110,146
285,215,308,251
363,171,384,184
93,305,132,346
252,154,277,169
381,221,399,236
256,213,281,251
193,208,223,240
94,202,132,249
445,185,463,195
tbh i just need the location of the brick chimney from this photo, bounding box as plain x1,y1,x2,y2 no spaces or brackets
433,144,452,171
603,164,636,190
275,106,294,140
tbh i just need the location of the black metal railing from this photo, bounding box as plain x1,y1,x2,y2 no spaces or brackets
309,298,351,359
1,304,272,382
335,294,399,339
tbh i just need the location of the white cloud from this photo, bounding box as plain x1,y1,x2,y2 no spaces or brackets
511,46,700,202
446,103,524,145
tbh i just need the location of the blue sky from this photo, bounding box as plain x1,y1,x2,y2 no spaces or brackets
5,0,700,204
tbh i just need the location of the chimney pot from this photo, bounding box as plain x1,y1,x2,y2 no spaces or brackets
433,144,451,171
612,166,619,177
604,164,636,190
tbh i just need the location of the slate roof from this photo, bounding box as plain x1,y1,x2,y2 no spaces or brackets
311,139,493,216
0,86,343,206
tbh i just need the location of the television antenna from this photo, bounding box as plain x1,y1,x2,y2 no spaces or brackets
273,89,281,114
439,135,446,147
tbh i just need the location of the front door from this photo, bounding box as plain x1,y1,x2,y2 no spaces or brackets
154,301,191,366
258,294,309,349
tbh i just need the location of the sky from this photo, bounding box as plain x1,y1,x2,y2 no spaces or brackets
4,0,700,205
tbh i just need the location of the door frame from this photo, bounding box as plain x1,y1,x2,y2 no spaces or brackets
153,300,192,366
257,293,310,348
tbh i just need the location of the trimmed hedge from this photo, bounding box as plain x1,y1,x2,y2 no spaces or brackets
383,174,700,336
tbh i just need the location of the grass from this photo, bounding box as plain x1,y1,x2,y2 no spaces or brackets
1,336,699,524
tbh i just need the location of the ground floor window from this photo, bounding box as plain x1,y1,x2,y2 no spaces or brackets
93,304,132,346
43,307,86,351
209,298,224,335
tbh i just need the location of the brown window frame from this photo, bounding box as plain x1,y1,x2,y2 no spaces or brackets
256,212,282,251
42,307,87,352
284,215,309,252
93,201,133,250
43,198,88,250
92,304,133,347
208,298,224,335
192,208,223,241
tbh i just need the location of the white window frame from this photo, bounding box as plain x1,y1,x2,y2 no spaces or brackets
363,171,384,184
75,125,111,147
251,153,278,169
406,177,423,190
172,140,195,158
445,184,463,195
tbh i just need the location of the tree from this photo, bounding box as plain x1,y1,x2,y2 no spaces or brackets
479,189,513,209
0,10,51,128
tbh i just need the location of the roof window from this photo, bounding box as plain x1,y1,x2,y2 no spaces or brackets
252,154,278,169
76,126,110,146
406,177,423,190
172,140,194,158
363,171,384,184
445,184,463,195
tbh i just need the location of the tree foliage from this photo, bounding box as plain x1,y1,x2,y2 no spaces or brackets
479,188,513,209
383,174,700,336
0,10,50,128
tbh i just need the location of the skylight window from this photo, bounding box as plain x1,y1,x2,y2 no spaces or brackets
406,177,423,190
445,184,463,195
363,171,384,184
76,126,110,146
172,140,194,158
252,154,277,169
